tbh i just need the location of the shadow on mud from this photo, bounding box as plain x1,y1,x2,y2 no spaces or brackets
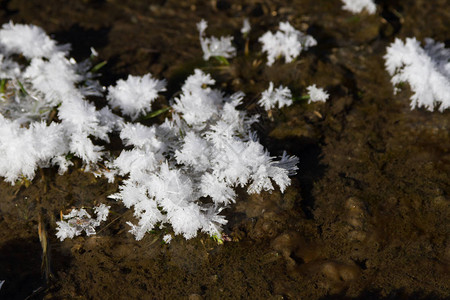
0,238,42,299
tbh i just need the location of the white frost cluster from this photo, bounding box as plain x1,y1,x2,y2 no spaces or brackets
384,37,450,112
56,204,110,241
307,84,329,103
163,234,173,244
108,69,298,240
0,117,66,182
197,19,236,61
0,22,118,183
0,22,300,242
258,82,293,110
258,21,317,66
341,0,376,14
241,18,251,36
0,22,70,58
107,74,166,120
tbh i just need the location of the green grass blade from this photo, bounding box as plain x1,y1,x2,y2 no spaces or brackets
213,56,230,66
91,61,107,73
142,107,170,119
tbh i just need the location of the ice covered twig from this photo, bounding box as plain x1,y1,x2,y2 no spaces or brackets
56,204,110,241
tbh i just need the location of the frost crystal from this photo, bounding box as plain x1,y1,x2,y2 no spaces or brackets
258,21,317,66
197,19,236,61
109,69,298,240
307,84,329,103
0,22,301,243
258,82,293,110
163,234,172,244
241,18,251,36
56,204,110,241
341,0,376,14
0,117,66,182
107,73,166,120
384,37,450,111
0,22,117,182
172,69,223,127
0,21,69,58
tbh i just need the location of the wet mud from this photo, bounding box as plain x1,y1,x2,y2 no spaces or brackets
0,0,449,299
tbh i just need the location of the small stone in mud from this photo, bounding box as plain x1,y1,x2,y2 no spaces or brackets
320,261,361,293
344,197,369,242
271,231,323,266
188,294,203,300
249,211,287,240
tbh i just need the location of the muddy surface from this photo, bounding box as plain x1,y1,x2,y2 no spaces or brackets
0,0,449,299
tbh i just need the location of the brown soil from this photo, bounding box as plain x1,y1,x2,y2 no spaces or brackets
0,0,449,299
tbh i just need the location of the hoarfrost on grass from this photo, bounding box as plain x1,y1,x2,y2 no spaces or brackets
0,21,301,242
259,21,317,66
307,84,329,103
0,22,117,183
197,19,236,61
258,82,293,110
107,73,166,120
0,117,66,182
0,21,70,58
109,69,298,240
172,69,223,127
384,37,450,111
341,0,376,14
